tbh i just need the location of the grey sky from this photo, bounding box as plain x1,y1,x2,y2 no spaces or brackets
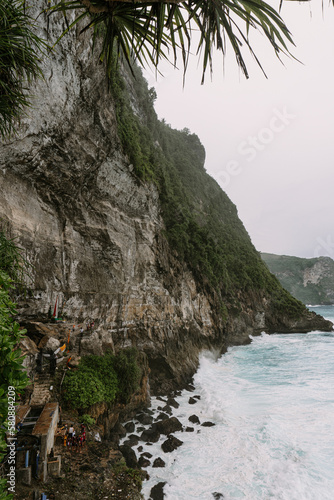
144,2,334,259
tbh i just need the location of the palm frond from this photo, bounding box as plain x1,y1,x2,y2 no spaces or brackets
0,0,47,139
49,0,296,81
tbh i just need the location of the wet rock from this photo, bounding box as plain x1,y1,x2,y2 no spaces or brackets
138,455,151,467
189,414,200,424
188,397,198,405
119,444,138,469
140,428,160,443
157,396,167,403
161,405,172,415
136,412,154,425
137,446,143,452
150,482,166,500
155,412,169,422
152,457,166,468
156,417,182,435
201,421,215,427
123,434,140,447
193,395,201,400
124,421,135,433
167,397,179,409
161,435,183,453
185,427,194,432
212,493,224,499
185,384,196,392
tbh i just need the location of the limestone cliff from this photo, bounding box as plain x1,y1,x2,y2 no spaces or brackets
261,253,334,305
0,3,332,394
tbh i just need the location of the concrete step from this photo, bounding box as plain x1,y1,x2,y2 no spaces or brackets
30,377,53,406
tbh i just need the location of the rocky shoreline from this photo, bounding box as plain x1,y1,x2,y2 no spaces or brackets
14,314,333,500
119,382,223,500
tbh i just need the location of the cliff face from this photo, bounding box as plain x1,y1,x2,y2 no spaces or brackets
262,253,334,305
1,4,332,394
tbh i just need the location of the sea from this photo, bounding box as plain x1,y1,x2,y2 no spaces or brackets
133,305,334,500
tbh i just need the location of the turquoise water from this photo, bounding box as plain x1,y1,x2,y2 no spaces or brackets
140,305,334,499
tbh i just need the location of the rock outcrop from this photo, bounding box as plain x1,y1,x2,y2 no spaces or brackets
1,3,332,396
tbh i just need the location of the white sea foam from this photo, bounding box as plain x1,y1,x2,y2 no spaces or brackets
138,305,334,500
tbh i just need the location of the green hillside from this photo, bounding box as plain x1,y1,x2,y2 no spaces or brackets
261,253,334,305
111,65,306,320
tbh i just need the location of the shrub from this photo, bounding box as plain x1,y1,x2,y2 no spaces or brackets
81,414,96,427
62,349,141,410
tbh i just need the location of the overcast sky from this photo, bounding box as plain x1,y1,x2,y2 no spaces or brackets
144,2,334,260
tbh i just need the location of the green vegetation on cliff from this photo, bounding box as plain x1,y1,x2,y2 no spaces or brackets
62,348,142,410
0,229,30,500
261,253,334,305
111,64,305,321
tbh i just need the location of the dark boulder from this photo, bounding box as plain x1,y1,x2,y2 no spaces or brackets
161,435,183,453
140,428,161,443
155,412,169,422
201,421,215,427
150,482,166,500
185,383,195,392
185,427,194,432
124,421,135,433
138,455,151,468
136,412,154,425
161,405,173,415
189,414,200,424
123,434,140,447
167,397,179,409
188,397,198,405
156,417,182,435
119,444,138,469
153,457,166,468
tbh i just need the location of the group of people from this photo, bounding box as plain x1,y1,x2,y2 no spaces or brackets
72,321,95,335
85,320,95,331
63,423,86,453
